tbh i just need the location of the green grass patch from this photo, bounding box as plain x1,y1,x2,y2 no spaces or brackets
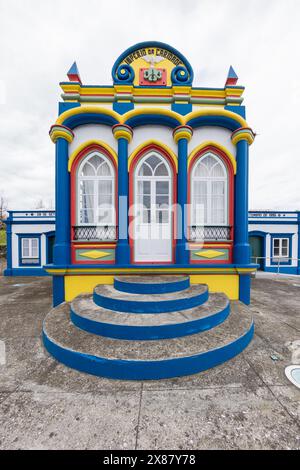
0,229,6,246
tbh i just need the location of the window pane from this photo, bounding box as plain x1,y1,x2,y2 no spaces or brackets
81,161,96,176
156,195,169,208
80,210,94,224
154,162,168,176
142,210,151,223
281,246,288,257
89,155,103,171
156,181,169,195
31,239,38,258
156,210,169,224
97,161,111,176
273,239,279,248
194,161,208,177
22,239,30,257
211,162,225,178
274,246,280,256
282,239,288,248
145,155,161,171
137,180,150,195
98,180,112,196
139,162,152,176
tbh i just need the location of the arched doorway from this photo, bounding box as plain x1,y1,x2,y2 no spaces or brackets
249,233,265,270
133,151,173,263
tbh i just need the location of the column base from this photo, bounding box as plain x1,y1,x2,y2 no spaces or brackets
53,243,70,265
239,274,251,305
115,242,130,265
53,276,65,307
233,243,251,265
175,242,190,265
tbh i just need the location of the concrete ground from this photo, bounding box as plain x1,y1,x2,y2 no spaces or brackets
0,269,299,450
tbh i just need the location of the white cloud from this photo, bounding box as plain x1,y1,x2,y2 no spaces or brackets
0,0,299,210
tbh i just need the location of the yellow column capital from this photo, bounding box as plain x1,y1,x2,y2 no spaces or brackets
231,127,255,146
172,125,193,144
49,125,74,143
112,124,133,143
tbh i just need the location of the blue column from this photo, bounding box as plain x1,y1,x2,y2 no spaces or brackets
113,125,132,265
53,137,70,265
233,139,250,265
231,128,255,305
173,126,193,265
176,137,189,264
3,219,12,276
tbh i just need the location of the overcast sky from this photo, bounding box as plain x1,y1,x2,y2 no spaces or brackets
1,0,299,211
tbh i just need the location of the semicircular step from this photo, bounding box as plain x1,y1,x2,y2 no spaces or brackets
42,302,254,381
114,275,190,294
70,293,230,340
93,284,209,313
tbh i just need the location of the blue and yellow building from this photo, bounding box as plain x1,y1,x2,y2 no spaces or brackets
46,42,256,306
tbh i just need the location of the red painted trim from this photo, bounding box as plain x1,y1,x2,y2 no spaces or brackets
188,145,234,264
70,144,118,265
128,144,177,265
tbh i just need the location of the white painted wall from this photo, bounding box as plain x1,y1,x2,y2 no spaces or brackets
129,125,177,154
190,127,236,157
69,124,118,155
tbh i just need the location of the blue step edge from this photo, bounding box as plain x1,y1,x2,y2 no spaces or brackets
42,321,254,381
70,303,230,340
93,289,209,313
114,277,190,294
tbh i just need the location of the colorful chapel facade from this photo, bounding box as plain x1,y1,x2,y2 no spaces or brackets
46,42,256,306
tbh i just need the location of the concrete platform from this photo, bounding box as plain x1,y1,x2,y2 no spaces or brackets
70,292,230,339
0,270,299,449
93,283,209,313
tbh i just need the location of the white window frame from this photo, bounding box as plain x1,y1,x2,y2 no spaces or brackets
191,152,228,226
21,237,39,259
272,237,289,259
77,151,115,227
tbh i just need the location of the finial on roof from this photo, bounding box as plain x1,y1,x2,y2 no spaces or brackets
67,62,82,83
225,65,238,86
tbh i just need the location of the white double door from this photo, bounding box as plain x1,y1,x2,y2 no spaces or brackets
134,154,173,262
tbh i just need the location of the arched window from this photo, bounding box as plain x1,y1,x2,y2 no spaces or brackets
191,153,228,226
77,152,115,226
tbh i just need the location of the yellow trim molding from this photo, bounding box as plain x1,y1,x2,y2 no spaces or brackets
185,108,248,128
56,106,120,126
64,273,239,301
122,107,185,126
188,141,237,174
128,140,178,172
45,267,256,275
68,140,118,171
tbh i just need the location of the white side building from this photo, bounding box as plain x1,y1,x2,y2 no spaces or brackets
4,211,55,276
249,211,300,274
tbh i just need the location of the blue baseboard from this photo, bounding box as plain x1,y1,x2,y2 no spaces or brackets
93,288,209,313
3,267,48,276
42,320,254,380
70,303,230,340
263,266,298,275
114,277,190,294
